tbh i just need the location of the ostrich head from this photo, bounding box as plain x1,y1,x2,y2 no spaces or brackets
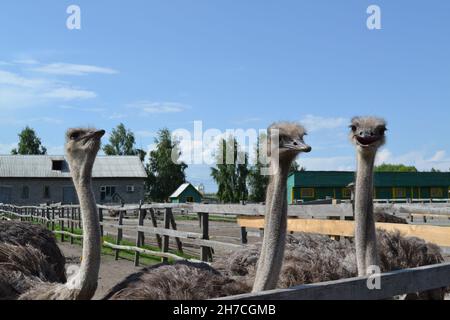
65,128,105,178
349,117,386,153
268,122,311,161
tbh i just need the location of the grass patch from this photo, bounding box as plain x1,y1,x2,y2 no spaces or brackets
27,219,196,266
175,214,236,223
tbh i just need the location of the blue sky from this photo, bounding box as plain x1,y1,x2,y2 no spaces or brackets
1,1,450,192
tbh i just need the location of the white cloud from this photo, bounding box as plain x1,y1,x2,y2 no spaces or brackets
59,105,106,113
128,101,188,114
0,69,97,108
13,58,39,65
32,63,118,76
375,148,450,171
300,114,348,133
42,88,96,100
297,156,355,171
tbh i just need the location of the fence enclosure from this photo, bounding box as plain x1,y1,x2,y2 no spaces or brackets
1,201,450,300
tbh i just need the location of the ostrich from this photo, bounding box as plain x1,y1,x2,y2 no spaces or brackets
103,122,311,299
252,122,311,292
213,117,444,299
349,116,386,276
0,128,104,300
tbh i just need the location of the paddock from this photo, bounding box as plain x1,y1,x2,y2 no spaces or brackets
1,202,450,300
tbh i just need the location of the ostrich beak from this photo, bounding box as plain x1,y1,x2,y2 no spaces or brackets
284,139,312,153
82,130,106,141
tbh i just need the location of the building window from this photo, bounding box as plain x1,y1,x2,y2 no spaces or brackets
300,188,315,198
186,196,194,203
393,188,406,199
52,160,64,171
342,188,351,199
126,185,135,193
43,186,51,199
21,186,30,199
430,188,443,198
100,186,116,201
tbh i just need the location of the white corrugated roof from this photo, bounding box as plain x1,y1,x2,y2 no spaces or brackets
0,155,147,178
169,183,192,198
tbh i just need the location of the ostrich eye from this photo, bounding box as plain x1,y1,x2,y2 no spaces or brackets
350,125,357,132
70,132,81,140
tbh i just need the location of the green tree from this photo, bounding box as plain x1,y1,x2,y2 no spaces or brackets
375,163,418,172
430,168,441,172
248,134,269,202
211,136,249,203
11,126,47,155
146,128,188,202
103,123,146,161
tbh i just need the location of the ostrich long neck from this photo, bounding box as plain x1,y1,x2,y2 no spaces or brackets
252,156,291,292
66,162,101,299
354,150,379,276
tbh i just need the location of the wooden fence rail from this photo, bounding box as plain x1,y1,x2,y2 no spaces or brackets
238,217,450,247
0,203,243,265
219,262,450,300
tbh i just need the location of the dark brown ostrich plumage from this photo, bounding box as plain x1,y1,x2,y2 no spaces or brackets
213,230,445,299
103,260,250,300
0,243,62,300
0,221,66,283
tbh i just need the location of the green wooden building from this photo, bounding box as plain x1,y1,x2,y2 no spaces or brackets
169,183,203,203
287,171,450,204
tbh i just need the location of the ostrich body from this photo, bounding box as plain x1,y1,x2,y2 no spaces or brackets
0,128,104,300
0,221,66,283
103,122,311,300
252,122,311,292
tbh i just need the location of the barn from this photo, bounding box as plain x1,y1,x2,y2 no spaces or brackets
0,155,147,205
169,183,203,203
287,171,450,203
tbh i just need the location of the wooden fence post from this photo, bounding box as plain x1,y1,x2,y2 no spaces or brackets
161,208,171,263
51,207,55,231
134,204,145,266
46,207,50,229
149,208,162,249
70,207,75,245
60,207,65,242
98,208,104,238
115,210,124,261
200,212,212,262
240,226,248,244
259,228,264,238
170,211,183,253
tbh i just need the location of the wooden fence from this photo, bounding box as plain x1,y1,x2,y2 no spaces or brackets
0,203,243,265
219,262,450,300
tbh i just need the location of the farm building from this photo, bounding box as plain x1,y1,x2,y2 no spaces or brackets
169,183,203,203
0,155,147,205
288,171,450,203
